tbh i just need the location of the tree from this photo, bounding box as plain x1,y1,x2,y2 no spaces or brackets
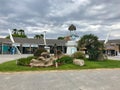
78,34,104,60
12,29,18,34
57,37,64,40
34,34,44,39
18,29,25,35
6,29,27,38
68,24,76,32
40,34,44,38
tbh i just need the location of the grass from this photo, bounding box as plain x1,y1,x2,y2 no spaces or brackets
0,58,120,72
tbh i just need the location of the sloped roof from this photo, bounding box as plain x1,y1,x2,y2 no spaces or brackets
108,39,120,44
46,39,67,46
0,38,12,44
0,37,67,46
13,37,44,45
100,39,120,44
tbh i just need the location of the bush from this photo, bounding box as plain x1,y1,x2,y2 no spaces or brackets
34,48,47,57
72,51,85,59
17,56,34,66
56,55,73,64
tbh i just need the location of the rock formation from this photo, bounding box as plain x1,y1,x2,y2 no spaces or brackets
30,52,57,67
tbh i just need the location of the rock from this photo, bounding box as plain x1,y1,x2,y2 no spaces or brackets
41,52,50,58
38,56,46,61
30,53,57,67
73,59,85,66
31,59,40,63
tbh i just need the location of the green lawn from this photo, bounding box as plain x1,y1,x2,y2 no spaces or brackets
0,59,120,72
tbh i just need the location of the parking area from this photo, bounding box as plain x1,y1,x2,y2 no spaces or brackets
0,69,120,90
0,54,33,64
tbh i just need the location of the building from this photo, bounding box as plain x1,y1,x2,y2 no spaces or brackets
104,39,120,56
0,37,67,54
0,37,120,56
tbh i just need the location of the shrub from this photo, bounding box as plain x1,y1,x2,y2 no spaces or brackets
56,55,73,64
17,56,34,66
34,48,47,57
72,51,85,59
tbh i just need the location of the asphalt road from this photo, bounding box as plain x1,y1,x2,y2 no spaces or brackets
0,69,120,90
0,55,120,90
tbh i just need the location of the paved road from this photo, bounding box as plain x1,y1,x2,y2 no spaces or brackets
0,54,33,64
0,69,120,90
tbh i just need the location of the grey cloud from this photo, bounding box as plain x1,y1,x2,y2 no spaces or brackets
0,0,120,39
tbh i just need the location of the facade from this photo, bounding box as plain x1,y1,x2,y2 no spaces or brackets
0,37,120,56
104,39,120,56
0,37,67,54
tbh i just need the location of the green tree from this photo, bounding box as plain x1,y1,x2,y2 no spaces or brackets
6,29,27,38
68,24,76,35
18,29,25,35
68,24,76,31
34,34,44,39
78,34,104,60
12,29,18,34
57,37,64,40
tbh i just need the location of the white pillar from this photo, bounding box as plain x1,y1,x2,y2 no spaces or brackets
44,31,46,46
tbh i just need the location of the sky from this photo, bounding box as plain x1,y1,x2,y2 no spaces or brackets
0,0,120,40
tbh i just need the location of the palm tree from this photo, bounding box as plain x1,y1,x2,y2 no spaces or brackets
34,35,40,39
40,34,44,39
68,24,76,32
18,29,25,35
12,29,18,34
34,34,44,39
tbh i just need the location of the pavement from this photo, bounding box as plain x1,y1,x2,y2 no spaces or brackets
0,55,120,90
0,69,120,90
0,54,33,64
108,55,120,60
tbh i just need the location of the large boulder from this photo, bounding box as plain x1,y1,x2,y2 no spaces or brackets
73,59,85,66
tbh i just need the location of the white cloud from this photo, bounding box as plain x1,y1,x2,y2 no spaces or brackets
0,0,120,39
110,23,120,30
86,4,106,15
48,0,90,17
110,30,120,38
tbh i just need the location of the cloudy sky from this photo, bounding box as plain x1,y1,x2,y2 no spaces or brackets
0,0,120,40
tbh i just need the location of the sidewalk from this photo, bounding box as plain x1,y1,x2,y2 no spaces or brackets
108,55,120,60
0,54,33,64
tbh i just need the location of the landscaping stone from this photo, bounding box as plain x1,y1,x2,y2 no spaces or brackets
73,59,85,66
30,52,56,67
